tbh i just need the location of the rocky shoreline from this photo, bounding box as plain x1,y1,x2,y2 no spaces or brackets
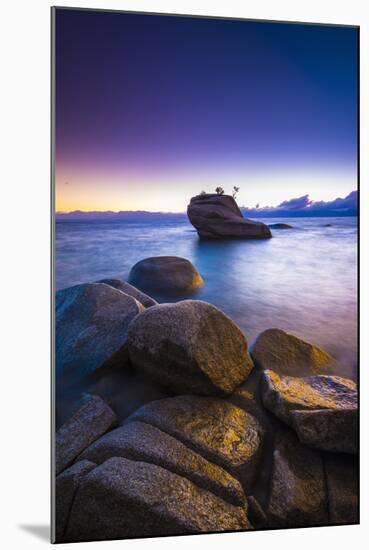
55,260,358,542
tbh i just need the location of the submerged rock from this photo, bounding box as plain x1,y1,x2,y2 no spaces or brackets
268,223,293,229
187,194,272,239
261,370,357,453
267,430,328,527
56,283,144,376
97,278,157,308
127,300,254,395
126,395,264,490
55,395,117,475
65,457,251,541
80,420,245,506
55,460,96,542
251,328,336,375
129,256,203,295
324,454,358,524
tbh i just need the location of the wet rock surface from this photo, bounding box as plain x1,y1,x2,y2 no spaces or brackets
251,328,336,375
55,395,117,475
97,278,157,307
56,283,144,377
126,395,264,490
54,280,358,541
65,457,251,542
261,370,357,455
80,420,246,506
127,300,254,395
291,408,358,453
55,460,96,541
129,256,204,296
267,430,328,527
261,369,357,428
187,194,272,239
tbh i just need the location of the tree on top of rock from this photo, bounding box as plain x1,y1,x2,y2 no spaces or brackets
232,186,240,199
215,187,225,195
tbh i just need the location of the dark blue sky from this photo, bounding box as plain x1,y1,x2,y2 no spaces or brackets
55,9,358,212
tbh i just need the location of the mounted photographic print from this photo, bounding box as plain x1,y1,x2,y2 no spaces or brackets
52,7,359,543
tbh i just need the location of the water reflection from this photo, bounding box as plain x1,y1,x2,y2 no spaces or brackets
56,216,357,379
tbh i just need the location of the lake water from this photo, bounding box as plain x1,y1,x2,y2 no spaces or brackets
55,216,358,380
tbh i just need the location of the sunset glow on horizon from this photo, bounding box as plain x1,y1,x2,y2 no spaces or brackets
55,165,357,213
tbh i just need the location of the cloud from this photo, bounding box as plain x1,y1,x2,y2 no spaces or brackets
277,194,312,210
241,190,357,217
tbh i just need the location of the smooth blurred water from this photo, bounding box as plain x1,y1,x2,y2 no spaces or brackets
56,216,358,379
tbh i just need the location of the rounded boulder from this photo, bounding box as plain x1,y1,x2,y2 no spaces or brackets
56,283,144,377
127,300,254,395
129,256,204,296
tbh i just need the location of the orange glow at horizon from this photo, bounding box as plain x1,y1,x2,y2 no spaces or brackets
55,164,357,213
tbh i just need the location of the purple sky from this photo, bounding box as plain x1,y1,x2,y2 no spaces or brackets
55,9,358,212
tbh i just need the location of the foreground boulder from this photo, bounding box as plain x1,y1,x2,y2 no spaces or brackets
129,256,203,296
126,395,264,490
261,370,357,419
187,194,272,239
127,300,253,395
55,395,117,475
56,283,144,376
290,408,358,453
324,454,358,524
228,385,265,422
251,328,336,375
267,431,328,527
55,460,96,541
80,420,245,506
65,457,251,541
97,278,157,307
261,370,357,453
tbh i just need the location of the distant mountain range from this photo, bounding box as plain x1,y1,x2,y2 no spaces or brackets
55,210,187,221
56,190,357,220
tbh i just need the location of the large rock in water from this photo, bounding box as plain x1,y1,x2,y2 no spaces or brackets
55,460,96,542
129,256,203,296
96,278,157,308
80,420,245,506
56,283,144,376
55,395,117,475
65,457,251,541
126,395,264,490
261,370,357,453
267,430,328,527
187,194,271,239
251,328,336,375
127,300,254,395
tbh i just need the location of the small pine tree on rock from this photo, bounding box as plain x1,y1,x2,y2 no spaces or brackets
232,186,240,199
